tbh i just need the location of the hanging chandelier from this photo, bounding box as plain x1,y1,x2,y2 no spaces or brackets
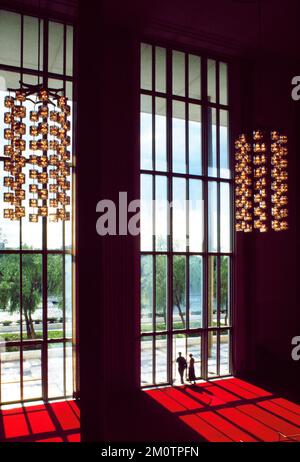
3,82,71,222
235,130,288,233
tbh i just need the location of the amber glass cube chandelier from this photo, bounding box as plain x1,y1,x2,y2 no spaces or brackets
3,82,71,222
235,130,288,233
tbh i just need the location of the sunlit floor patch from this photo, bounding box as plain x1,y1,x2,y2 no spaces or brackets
0,400,80,442
145,378,300,442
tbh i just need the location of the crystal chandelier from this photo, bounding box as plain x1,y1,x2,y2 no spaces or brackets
235,130,288,233
3,82,71,222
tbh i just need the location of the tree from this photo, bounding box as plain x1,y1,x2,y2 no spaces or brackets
142,254,203,329
155,255,167,326
0,253,63,339
220,256,229,323
141,255,186,328
172,256,186,326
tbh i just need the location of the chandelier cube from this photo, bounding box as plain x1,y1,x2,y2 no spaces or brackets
2,82,71,222
235,130,288,233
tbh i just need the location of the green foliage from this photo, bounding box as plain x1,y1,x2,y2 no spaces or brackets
0,254,19,314
189,257,202,294
141,255,152,315
155,255,167,316
220,256,229,310
142,254,229,326
0,330,64,343
48,255,63,302
172,256,185,314
22,254,43,317
0,253,63,339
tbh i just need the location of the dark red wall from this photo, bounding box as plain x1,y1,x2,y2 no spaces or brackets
78,0,300,441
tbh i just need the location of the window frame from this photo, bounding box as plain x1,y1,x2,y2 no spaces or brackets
0,8,77,405
140,40,235,387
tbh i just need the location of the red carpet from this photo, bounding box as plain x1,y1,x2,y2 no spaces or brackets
2,379,300,442
0,401,80,443
145,378,300,442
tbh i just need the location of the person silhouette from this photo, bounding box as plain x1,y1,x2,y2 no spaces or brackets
176,352,187,384
188,353,196,384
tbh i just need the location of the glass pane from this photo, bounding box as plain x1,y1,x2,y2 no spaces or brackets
140,95,152,170
188,54,201,100
23,345,42,400
48,220,63,250
156,255,167,331
172,177,186,251
208,256,217,327
141,336,153,385
0,72,21,250
207,59,216,103
23,72,39,86
48,77,64,92
0,11,21,67
155,47,166,93
219,62,228,105
155,335,167,383
172,101,186,173
66,341,73,396
155,175,168,251
65,255,73,338
66,83,73,249
1,348,21,403
189,179,203,252
48,342,64,397
0,69,20,90
187,334,201,378
155,97,167,171
47,80,72,249
173,333,186,384
66,80,73,100
140,174,153,251
220,182,231,252
172,51,185,96
21,163,43,250
208,330,217,377
189,104,202,175
0,161,20,249
48,21,64,74
220,330,230,375
65,173,73,250
0,255,20,342
48,255,63,339
66,81,73,158
189,256,202,329
21,78,43,249
208,181,218,252
220,109,230,178
220,256,230,327
23,16,43,70
141,43,152,90
141,255,153,333
208,107,217,177
66,25,73,76
173,256,186,330
22,254,42,340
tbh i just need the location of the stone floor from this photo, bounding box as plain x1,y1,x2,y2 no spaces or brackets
0,346,73,403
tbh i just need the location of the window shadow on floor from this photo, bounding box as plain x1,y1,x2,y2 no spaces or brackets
0,400,80,442
145,378,300,442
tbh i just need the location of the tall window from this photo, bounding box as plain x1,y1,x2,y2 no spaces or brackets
0,10,75,404
140,43,232,386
